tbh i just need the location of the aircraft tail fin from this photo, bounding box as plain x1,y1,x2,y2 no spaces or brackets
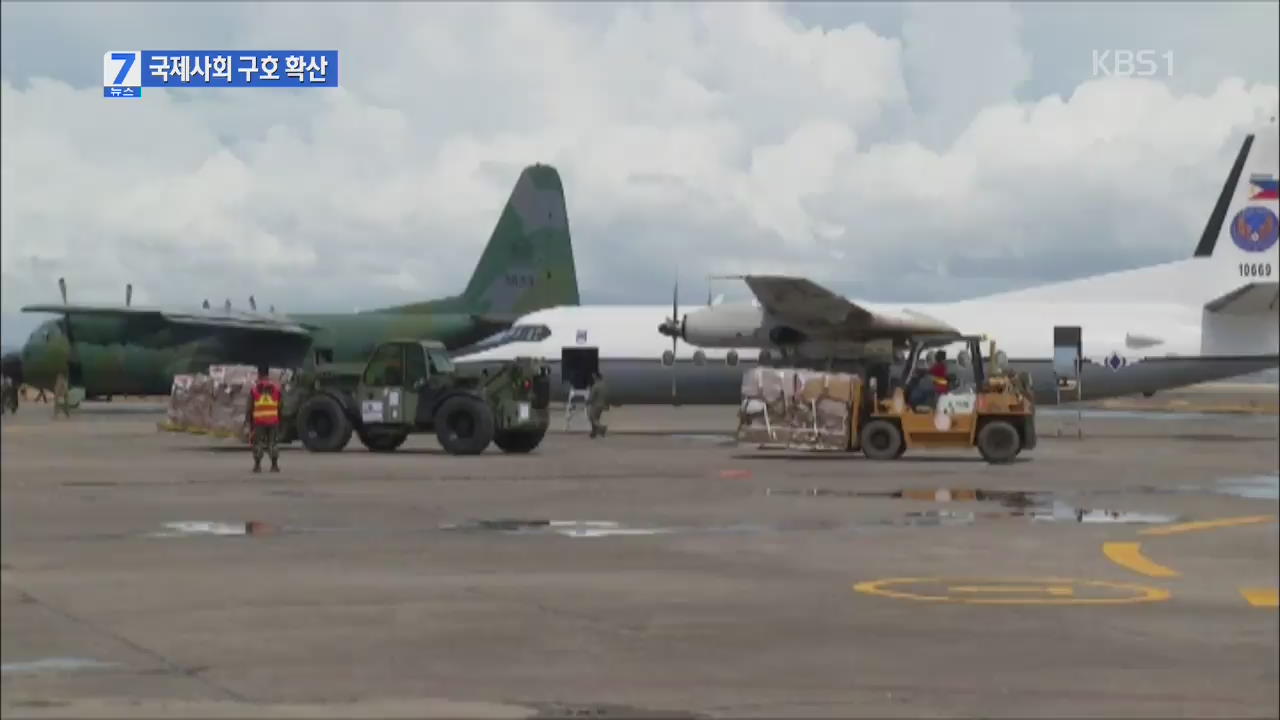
376,164,580,315
1193,126,1278,359
1192,128,1278,265
459,164,579,314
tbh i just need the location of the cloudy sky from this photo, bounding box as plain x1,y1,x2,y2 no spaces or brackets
2,1,1277,346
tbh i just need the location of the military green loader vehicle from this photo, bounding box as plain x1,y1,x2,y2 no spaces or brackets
279,339,551,455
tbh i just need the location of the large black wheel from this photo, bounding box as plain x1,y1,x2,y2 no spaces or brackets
297,394,353,452
358,428,409,452
860,419,903,460
493,427,547,454
977,420,1021,464
434,395,494,455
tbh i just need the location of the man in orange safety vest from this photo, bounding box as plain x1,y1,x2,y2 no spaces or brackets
246,364,282,473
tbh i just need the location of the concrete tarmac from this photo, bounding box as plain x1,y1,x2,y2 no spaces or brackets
2,401,1277,718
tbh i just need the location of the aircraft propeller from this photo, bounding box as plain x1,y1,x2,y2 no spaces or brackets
249,295,257,311
202,299,210,310
57,277,82,387
125,284,132,307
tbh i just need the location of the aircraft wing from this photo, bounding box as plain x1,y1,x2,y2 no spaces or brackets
21,303,317,336
741,275,962,338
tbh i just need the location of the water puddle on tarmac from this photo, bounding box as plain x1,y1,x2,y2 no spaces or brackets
1205,473,1279,501
146,521,280,538
766,487,1184,526
439,519,767,539
440,519,675,538
2,658,118,674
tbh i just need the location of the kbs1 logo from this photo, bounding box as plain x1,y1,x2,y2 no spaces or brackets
103,50,339,98
1091,49,1174,78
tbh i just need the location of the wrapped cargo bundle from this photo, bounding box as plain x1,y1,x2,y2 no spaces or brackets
788,370,856,451
160,365,294,442
185,374,216,431
738,367,795,447
737,367,858,451
166,374,195,427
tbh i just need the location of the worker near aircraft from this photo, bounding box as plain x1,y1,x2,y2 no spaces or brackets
1,375,16,415
52,372,71,419
908,351,951,408
587,371,609,438
929,350,951,394
246,365,283,473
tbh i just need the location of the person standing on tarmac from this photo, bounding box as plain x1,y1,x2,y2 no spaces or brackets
1,375,16,415
246,365,282,473
52,372,71,419
587,371,609,438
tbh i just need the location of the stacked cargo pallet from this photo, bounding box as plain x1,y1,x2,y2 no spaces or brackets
158,365,294,442
737,367,859,451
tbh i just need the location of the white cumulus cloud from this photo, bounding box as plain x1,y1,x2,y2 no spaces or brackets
0,0,1277,347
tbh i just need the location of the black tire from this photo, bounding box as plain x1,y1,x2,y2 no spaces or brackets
358,428,409,452
297,394,353,452
977,420,1021,464
860,419,903,460
493,427,547,454
434,395,494,455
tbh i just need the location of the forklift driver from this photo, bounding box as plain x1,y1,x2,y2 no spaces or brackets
908,350,951,408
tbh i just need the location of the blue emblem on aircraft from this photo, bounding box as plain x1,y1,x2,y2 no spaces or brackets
1229,206,1279,253
1105,351,1127,371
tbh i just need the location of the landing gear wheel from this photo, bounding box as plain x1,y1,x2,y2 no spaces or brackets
297,394,353,452
860,419,903,460
977,420,1021,464
493,427,547,453
358,428,409,452
434,395,494,455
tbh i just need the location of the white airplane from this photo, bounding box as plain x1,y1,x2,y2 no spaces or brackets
454,128,1279,406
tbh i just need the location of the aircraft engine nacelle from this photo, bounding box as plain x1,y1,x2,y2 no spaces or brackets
679,303,767,348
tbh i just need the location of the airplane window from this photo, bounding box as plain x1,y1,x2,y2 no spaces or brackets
511,324,551,342
461,325,550,355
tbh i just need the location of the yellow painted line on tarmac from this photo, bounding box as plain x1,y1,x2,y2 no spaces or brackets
1239,588,1279,608
1102,542,1180,578
853,577,1170,605
950,585,1074,596
1138,515,1275,537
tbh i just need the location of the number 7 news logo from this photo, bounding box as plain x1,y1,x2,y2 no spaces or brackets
102,51,142,98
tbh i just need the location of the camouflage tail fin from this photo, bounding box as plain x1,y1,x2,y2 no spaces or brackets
461,164,579,315
376,164,580,316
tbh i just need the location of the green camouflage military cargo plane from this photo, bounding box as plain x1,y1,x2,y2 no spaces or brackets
4,164,580,400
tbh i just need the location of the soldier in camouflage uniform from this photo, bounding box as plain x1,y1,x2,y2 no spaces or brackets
587,371,609,438
1,375,17,415
245,365,282,472
52,372,71,419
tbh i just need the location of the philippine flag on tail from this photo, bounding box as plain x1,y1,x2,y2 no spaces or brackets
1250,173,1279,201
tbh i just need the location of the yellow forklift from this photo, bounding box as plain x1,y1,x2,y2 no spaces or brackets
853,335,1036,463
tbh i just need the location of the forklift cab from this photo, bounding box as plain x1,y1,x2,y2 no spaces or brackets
855,334,1034,463
877,335,1012,412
